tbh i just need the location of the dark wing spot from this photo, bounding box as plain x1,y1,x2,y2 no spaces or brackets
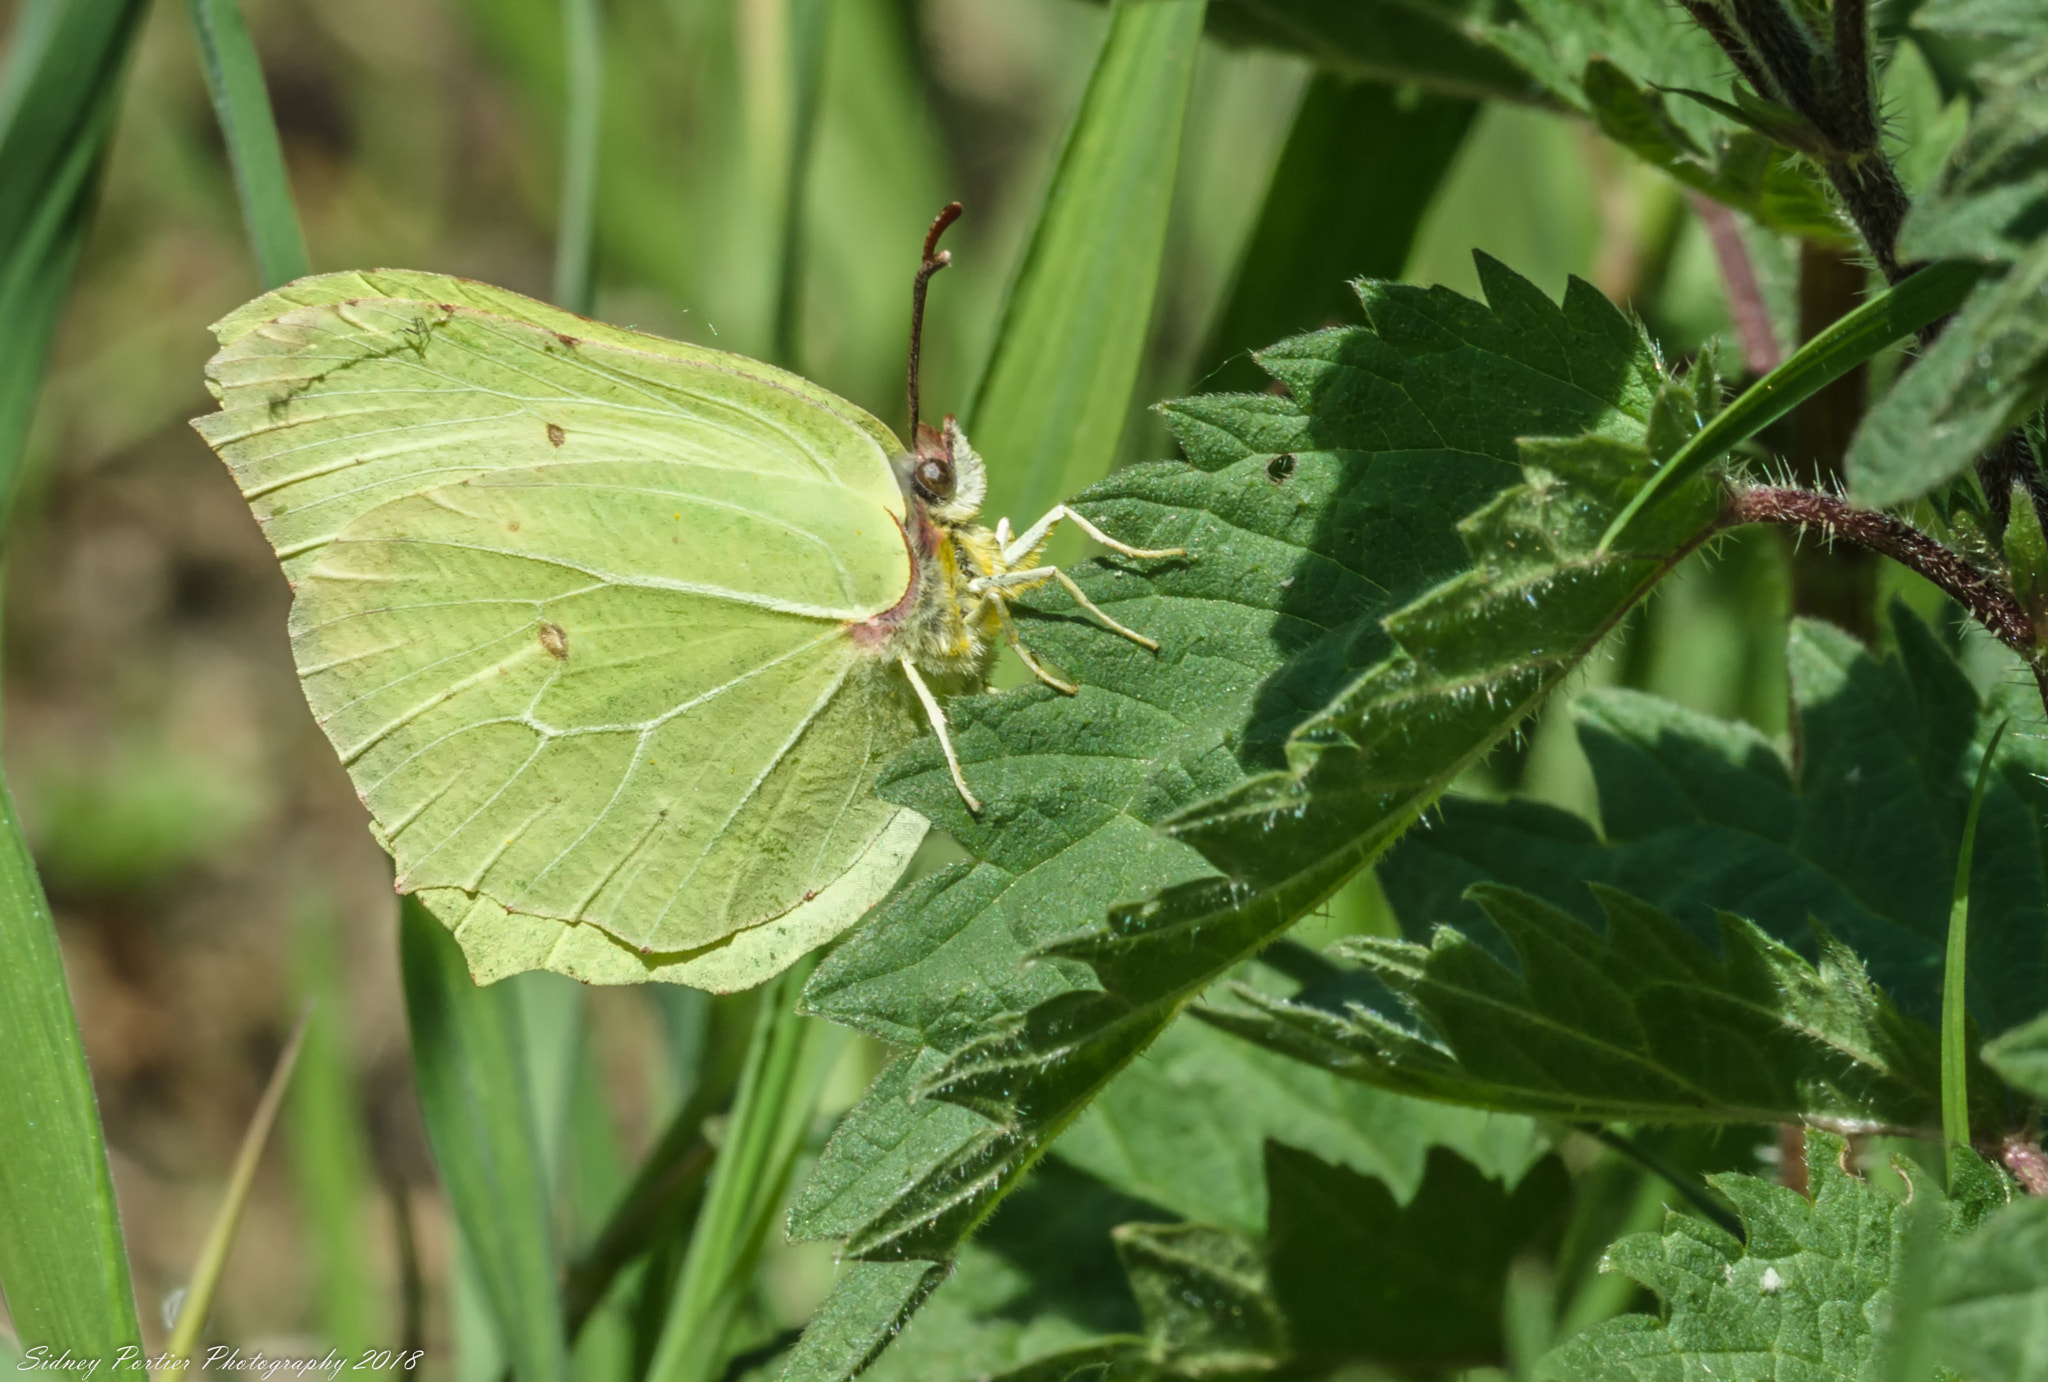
546,422,567,447
1265,453,1297,485
538,621,570,660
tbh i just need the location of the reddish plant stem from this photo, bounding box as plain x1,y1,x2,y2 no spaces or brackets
1688,192,1781,374
1726,486,2037,653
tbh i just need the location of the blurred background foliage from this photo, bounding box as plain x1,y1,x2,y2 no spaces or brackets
0,0,1997,1364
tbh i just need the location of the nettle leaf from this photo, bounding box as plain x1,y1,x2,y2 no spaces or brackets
783,261,1703,1380
1927,1197,2048,1380
1053,1002,1543,1235
1200,882,1955,1130
1902,2,2048,266
1849,22,2048,506
1267,1143,1569,1372
1375,612,2048,1039
1115,1222,1288,1374
1579,59,1848,244
1196,0,1844,240
1540,1130,1977,1381
1982,1011,2048,1104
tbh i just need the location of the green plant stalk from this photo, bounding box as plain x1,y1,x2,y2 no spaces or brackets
1599,259,1986,554
0,771,141,1357
769,0,831,372
1942,718,2008,1158
185,0,309,288
285,898,378,1355
552,0,602,316
646,959,845,1382
400,898,568,1382
165,1001,314,1361
0,0,148,533
965,0,1206,548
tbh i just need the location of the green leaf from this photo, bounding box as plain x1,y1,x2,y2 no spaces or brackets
1944,721,2011,1154
0,770,141,1357
0,0,148,530
1981,1011,2048,1103
1578,58,1847,244
967,0,1206,542
1054,1005,1542,1234
1898,12,2048,266
777,1261,948,1382
185,0,310,288
1927,1197,2048,1380
286,900,378,1354
552,0,602,315
1847,237,2048,508
1206,882,1953,1129
1200,0,1533,103
1116,1222,1287,1373
856,1161,1158,1382
783,261,1686,1379
400,896,568,1382
1268,1144,1569,1371
1602,259,1985,550
1198,74,1476,397
649,961,846,1382
1541,1130,1950,1381
1377,613,2048,1039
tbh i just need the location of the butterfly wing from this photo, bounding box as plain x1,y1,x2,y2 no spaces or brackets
195,273,926,988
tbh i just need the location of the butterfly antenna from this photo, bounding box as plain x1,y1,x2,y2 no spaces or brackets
908,201,963,440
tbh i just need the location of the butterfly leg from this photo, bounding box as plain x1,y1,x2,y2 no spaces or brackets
986,590,1080,694
897,654,982,813
974,566,1162,651
1001,504,1185,568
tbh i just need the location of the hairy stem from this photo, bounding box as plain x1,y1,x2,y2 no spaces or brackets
1726,485,2037,655
1790,242,1879,642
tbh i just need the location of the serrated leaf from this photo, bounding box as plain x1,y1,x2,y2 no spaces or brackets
786,261,1689,1378
1848,234,2048,507
777,1261,949,1382
1054,1008,1543,1234
1199,0,1533,103
1191,0,1846,239
1540,1130,1956,1381
1203,883,1955,1130
1927,1197,2048,1380
1899,15,2048,266
1198,73,1476,397
1267,1143,1569,1372
856,1163,1159,1382
1981,1011,2048,1103
1115,1222,1287,1372
1376,613,2048,1039
1580,60,1847,244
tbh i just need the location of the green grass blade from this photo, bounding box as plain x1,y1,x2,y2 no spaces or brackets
185,0,309,287
966,0,1207,540
1199,75,1475,395
286,897,379,1353
0,770,141,1357
400,897,569,1382
552,0,602,315
1943,718,2008,1159
647,960,846,1382
1598,259,1986,554
165,1002,313,1360
770,0,831,372
0,0,147,532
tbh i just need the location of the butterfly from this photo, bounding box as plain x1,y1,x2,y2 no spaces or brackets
191,206,1181,991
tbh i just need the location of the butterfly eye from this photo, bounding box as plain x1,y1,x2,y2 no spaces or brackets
914,456,956,502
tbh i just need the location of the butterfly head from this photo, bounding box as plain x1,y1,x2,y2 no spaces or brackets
902,414,986,527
